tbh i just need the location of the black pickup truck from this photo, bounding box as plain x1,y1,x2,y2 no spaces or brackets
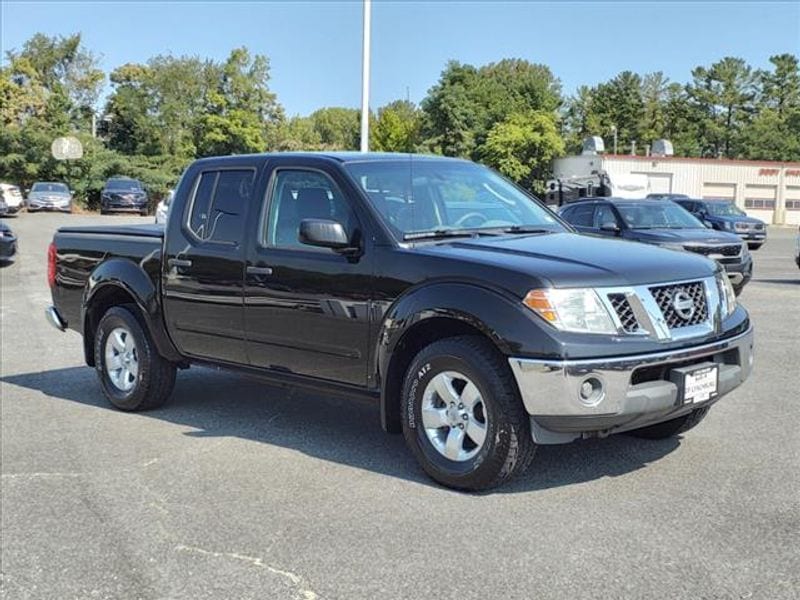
46,153,754,490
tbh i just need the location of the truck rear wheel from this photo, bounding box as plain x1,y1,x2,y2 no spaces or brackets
401,336,535,491
94,305,176,411
626,406,710,440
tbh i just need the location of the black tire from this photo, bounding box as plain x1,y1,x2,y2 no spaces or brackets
94,305,176,411
626,406,711,440
733,283,744,296
748,243,763,251
401,335,535,491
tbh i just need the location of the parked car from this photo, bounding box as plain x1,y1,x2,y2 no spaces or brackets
673,198,767,250
27,182,73,213
155,190,173,225
46,153,753,491
795,226,800,269
558,197,752,294
0,221,17,263
0,183,25,215
646,193,690,201
101,178,149,215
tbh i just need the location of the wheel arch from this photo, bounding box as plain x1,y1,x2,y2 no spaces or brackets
82,259,181,366
375,282,533,433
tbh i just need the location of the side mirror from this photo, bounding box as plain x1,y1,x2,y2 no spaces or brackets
600,222,620,235
299,219,353,251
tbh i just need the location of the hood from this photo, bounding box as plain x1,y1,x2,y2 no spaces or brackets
415,232,718,289
626,228,742,244
29,190,71,199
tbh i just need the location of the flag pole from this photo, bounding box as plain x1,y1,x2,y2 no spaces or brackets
360,0,372,152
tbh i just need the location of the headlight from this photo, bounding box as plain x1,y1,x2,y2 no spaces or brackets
717,272,737,318
523,288,617,334
659,242,686,251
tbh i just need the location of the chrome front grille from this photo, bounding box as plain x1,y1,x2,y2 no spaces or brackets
608,294,640,333
648,281,708,328
603,277,717,341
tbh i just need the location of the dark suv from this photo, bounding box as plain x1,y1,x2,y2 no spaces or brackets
558,197,752,294
672,198,767,250
101,178,149,215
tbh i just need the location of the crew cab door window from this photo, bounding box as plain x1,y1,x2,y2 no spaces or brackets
188,169,255,244
564,204,595,227
265,170,357,249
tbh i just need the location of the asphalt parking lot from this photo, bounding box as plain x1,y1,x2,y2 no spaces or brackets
1,212,798,600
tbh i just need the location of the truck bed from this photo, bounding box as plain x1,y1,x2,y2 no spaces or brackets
52,224,165,333
56,223,165,238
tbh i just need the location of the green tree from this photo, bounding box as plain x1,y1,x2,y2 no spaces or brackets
308,107,360,149
742,54,800,161
5,33,103,130
272,116,323,151
479,111,564,192
688,57,757,157
197,47,284,156
371,100,422,152
422,59,561,159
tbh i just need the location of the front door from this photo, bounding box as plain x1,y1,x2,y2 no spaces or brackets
163,167,257,364
243,161,372,386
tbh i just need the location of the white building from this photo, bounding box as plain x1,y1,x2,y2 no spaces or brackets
601,154,800,226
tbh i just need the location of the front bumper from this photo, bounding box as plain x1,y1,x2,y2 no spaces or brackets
720,255,752,286
735,231,766,243
28,201,71,212
508,326,754,444
0,238,17,259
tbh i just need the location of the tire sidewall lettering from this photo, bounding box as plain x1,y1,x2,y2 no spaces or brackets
405,361,431,430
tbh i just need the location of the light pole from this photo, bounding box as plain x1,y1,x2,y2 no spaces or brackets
359,0,372,152
611,125,618,155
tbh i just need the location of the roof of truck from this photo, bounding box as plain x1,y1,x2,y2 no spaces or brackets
192,152,470,166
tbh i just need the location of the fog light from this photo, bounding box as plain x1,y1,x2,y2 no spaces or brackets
578,375,604,406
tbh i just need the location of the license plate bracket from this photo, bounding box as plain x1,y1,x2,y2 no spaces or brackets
669,362,719,405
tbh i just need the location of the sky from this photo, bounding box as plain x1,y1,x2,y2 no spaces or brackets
1,1,799,116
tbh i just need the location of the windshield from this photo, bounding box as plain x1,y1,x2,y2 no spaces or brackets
345,159,565,238
31,182,68,193
706,202,746,217
106,179,142,191
616,202,705,229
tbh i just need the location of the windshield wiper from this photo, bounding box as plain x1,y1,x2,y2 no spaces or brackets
403,229,496,241
500,225,554,234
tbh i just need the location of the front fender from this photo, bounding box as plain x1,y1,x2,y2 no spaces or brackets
373,281,561,432
83,258,181,362
374,281,566,381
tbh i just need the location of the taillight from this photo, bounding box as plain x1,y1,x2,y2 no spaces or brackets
47,242,57,288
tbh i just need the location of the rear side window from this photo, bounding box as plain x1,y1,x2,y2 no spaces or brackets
563,203,595,227
187,169,254,243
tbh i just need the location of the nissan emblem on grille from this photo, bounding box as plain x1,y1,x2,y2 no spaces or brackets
649,281,708,329
672,290,696,320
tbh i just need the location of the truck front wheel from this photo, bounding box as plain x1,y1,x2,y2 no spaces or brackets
401,336,535,491
625,406,710,440
94,305,176,411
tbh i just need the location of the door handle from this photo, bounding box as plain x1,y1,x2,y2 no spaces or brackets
168,258,193,268
246,266,273,276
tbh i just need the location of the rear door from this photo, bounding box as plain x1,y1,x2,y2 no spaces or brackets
162,163,259,364
242,158,373,386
